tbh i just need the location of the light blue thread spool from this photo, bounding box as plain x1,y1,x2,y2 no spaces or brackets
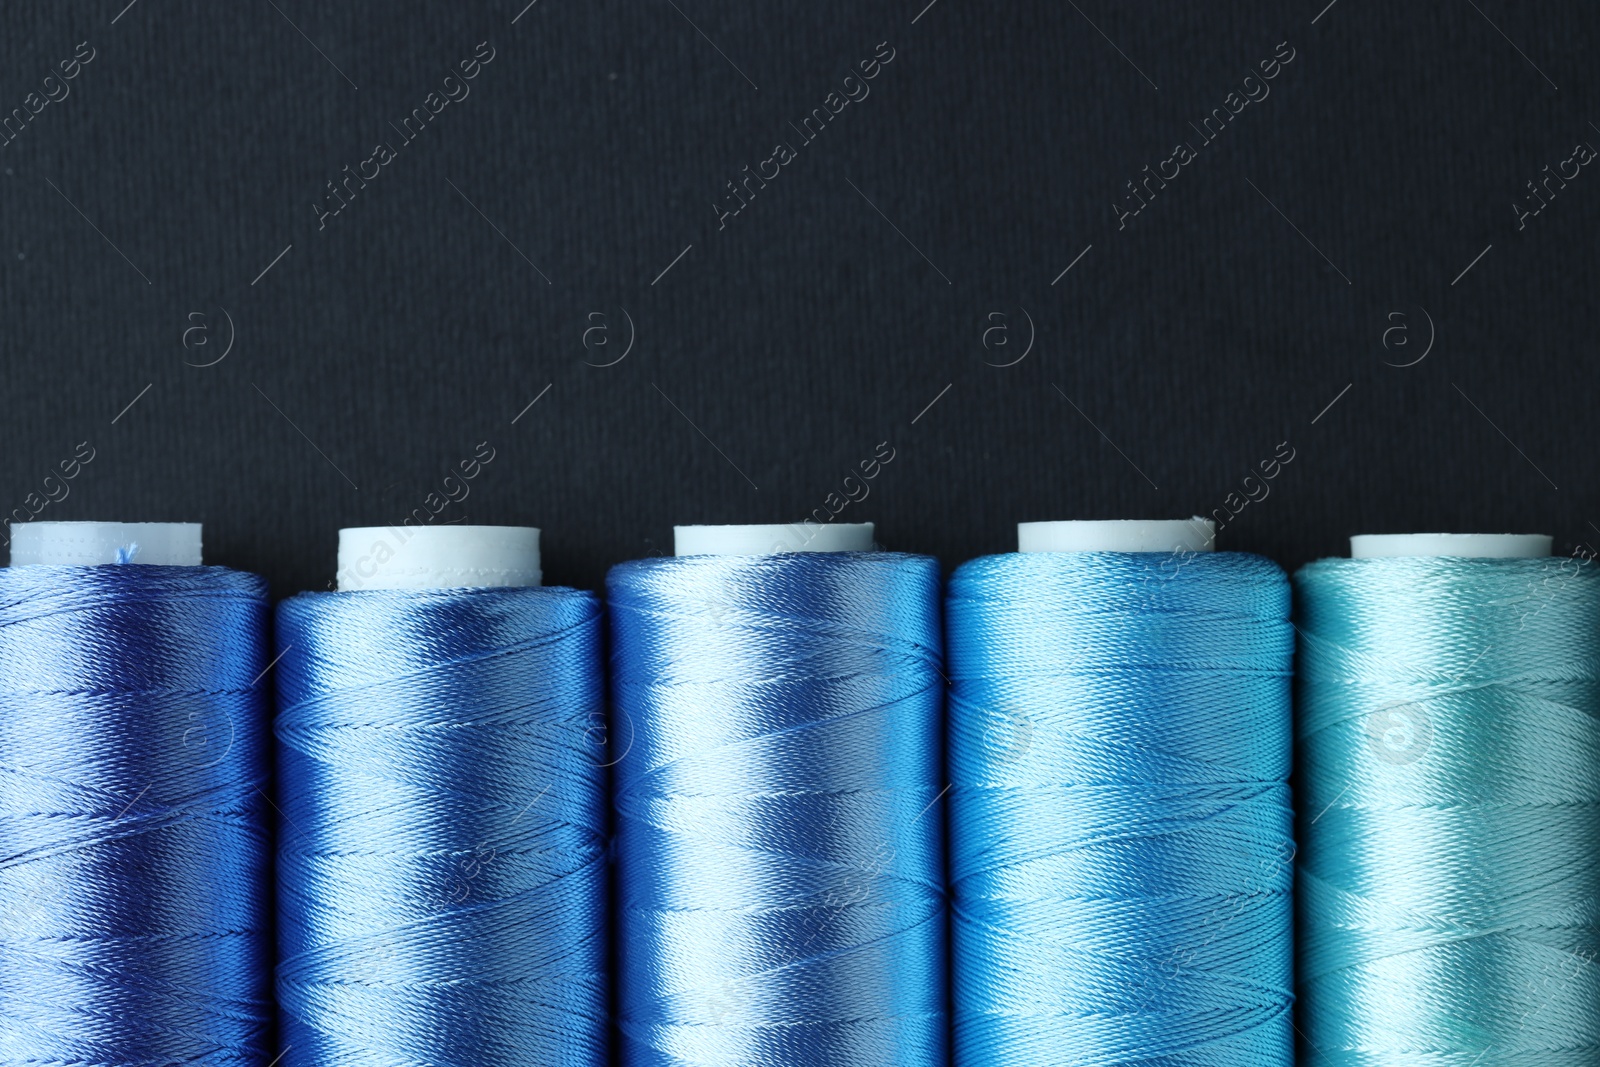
949,519,1295,1066
610,523,948,1067
276,526,607,1067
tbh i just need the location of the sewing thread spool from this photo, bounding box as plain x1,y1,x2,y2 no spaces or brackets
610,523,947,1066
275,525,607,1067
1296,533,1600,1065
948,519,1295,1066
0,521,273,1065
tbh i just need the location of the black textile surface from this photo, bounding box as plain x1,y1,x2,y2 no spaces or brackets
1,0,1595,595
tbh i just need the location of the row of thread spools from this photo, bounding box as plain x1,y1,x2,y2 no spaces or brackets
0,516,1592,1067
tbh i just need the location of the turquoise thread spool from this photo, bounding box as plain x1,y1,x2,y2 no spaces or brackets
1296,533,1600,1065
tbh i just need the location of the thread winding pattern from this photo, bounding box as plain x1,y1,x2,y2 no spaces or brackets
1296,556,1600,1066
608,552,947,1067
947,551,1294,1066
275,586,608,1067
0,565,273,1066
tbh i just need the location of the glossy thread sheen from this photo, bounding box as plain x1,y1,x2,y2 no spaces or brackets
609,552,947,1067
276,586,608,1067
947,551,1295,1066
1296,557,1600,1066
0,566,273,1065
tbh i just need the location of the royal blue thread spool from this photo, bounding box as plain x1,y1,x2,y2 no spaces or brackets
275,525,608,1067
610,522,948,1067
948,519,1295,1067
0,521,273,1065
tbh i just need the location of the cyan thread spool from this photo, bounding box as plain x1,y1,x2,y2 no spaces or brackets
948,519,1295,1066
0,521,273,1065
1296,532,1600,1065
610,522,947,1067
275,525,607,1067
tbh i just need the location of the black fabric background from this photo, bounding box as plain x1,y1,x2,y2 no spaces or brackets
1,0,1596,597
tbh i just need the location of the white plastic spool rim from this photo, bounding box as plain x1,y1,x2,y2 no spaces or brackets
1017,518,1215,553
336,525,542,590
10,521,203,566
1349,533,1551,559
674,523,875,556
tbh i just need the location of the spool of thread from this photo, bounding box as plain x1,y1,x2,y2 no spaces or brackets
610,523,947,1066
947,519,1295,1066
0,521,273,1064
1296,533,1600,1064
275,525,607,1067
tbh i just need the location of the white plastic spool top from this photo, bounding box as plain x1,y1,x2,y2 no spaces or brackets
10,522,203,566
674,523,875,556
337,525,542,591
1350,533,1551,559
1018,519,1216,554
